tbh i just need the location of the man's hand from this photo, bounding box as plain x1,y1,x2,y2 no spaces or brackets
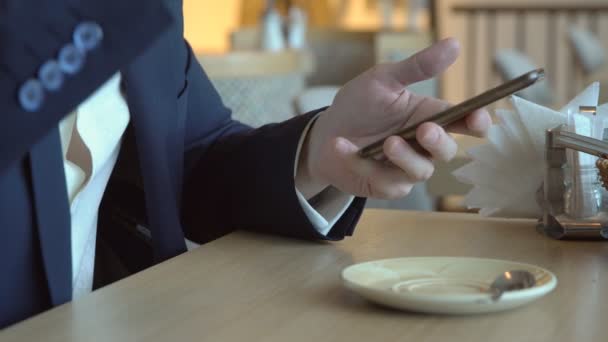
296,38,491,199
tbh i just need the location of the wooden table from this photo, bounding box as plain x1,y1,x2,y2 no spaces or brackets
3,210,608,341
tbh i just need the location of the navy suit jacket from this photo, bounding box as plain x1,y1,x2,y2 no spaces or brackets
0,0,365,328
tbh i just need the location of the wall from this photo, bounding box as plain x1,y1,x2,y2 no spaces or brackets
183,0,241,53
183,0,429,53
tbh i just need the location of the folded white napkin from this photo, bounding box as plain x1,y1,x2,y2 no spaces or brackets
453,83,605,218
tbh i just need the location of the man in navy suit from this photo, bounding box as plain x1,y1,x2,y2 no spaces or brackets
0,0,490,328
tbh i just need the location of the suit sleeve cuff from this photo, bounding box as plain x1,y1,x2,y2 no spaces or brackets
293,112,354,236
295,186,354,235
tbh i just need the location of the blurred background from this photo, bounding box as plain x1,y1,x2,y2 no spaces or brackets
183,0,608,213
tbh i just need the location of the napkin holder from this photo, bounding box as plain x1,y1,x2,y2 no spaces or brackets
537,123,608,240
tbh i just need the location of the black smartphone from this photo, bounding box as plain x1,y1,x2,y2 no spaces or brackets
358,68,545,158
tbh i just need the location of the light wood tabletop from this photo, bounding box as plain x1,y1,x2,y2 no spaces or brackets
2,209,608,341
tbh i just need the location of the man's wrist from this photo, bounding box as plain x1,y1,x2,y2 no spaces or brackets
295,114,329,199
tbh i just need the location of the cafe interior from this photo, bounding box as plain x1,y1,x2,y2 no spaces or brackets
187,0,608,214
4,0,608,341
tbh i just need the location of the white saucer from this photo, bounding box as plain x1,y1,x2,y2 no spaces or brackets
341,257,557,315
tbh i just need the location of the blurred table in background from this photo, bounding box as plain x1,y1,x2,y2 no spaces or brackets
197,50,314,127
231,28,377,87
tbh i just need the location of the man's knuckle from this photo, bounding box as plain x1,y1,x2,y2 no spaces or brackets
396,183,413,197
444,148,457,162
413,54,432,79
410,165,433,181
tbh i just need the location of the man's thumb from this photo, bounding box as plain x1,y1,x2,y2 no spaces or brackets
384,37,460,87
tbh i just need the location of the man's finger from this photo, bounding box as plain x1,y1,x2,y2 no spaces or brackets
330,137,416,199
415,123,458,162
445,109,491,137
383,136,435,182
404,95,491,138
384,37,460,88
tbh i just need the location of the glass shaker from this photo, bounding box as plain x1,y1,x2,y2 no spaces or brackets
563,106,603,218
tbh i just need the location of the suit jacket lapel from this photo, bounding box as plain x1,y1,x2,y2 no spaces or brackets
121,29,187,262
29,128,72,305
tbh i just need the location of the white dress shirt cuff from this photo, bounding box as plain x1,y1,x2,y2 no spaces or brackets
293,113,354,236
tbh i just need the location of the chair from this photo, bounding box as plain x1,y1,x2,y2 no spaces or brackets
436,0,608,107
494,49,554,106
588,66,608,104
197,50,314,127
568,26,606,75
294,86,340,114
567,26,608,104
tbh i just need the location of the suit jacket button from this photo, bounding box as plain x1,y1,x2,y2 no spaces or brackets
19,79,45,112
73,21,103,52
38,60,64,91
58,44,85,75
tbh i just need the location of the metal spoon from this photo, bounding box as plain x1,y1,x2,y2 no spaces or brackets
489,270,537,301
